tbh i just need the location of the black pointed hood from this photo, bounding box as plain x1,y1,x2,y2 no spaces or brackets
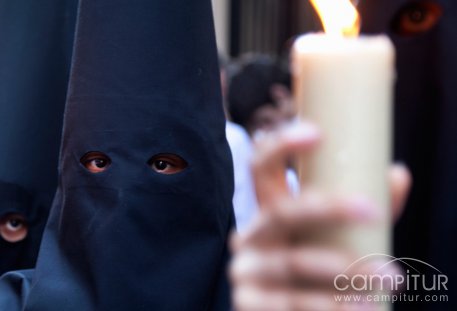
1,0,234,310
360,1,456,310
0,0,77,274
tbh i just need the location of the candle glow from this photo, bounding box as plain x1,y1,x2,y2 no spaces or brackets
310,0,360,36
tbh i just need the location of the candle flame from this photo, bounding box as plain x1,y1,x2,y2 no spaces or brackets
310,0,360,37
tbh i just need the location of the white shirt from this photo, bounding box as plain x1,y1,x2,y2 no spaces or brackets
225,121,259,233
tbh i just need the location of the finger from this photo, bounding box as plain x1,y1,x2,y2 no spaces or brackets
233,286,367,311
234,192,379,249
230,248,404,293
230,247,354,287
232,258,402,311
270,192,379,232
389,163,412,223
251,122,320,209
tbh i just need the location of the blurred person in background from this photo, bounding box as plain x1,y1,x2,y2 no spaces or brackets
359,0,457,310
0,0,77,274
221,55,259,233
228,55,300,195
228,56,295,137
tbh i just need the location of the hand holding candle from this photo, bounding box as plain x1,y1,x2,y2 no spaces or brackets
230,123,410,311
229,1,412,310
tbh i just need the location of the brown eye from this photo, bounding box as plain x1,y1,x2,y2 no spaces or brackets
80,151,111,173
392,1,443,36
0,214,28,243
148,154,188,175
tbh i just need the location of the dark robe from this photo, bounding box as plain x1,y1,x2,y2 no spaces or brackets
360,1,457,310
0,0,234,310
0,0,77,274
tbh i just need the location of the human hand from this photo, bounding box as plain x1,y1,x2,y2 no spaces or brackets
230,122,411,311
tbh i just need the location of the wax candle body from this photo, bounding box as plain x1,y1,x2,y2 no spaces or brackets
292,34,395,262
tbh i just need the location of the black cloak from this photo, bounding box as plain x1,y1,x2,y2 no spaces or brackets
0,0,234,310
0,0,77,274
360,1,456,310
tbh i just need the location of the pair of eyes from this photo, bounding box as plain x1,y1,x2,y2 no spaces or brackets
392,1,443,36
0,214,27,243
80,152,188,174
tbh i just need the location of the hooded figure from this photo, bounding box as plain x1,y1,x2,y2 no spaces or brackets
0,0,77,274
360,1,456,310
0,0,234,310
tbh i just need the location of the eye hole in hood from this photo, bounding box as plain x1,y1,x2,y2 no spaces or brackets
0,213,28,243
392,1,443,36
148,153,188,175
80,151,112,174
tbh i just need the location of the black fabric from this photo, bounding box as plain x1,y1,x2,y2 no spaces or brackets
0,0,77,274
0,0,234,310
360,1,456,310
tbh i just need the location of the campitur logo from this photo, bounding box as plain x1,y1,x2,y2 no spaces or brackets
333,253,449,304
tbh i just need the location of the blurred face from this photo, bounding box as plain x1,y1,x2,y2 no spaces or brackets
247,83,295,136
248,104,285,134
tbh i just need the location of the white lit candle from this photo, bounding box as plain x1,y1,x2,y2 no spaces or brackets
292,0,395,302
